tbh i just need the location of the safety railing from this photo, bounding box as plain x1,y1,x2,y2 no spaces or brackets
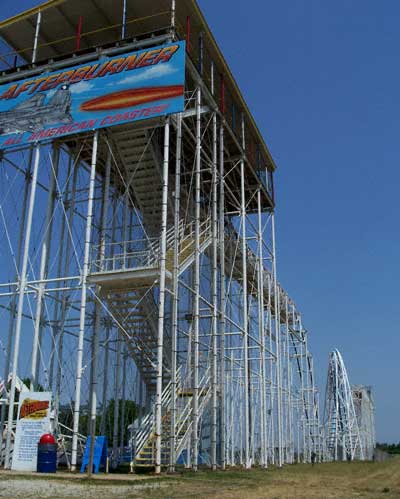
132,367,182,460
90,217,212,275
175,367,212,458
131,364,212,465
90,237,159,274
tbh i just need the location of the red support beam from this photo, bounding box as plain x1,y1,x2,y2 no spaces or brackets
186,16,191,53
76,15,83,51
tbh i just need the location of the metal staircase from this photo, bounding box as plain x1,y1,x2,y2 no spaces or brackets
89,217,212,390
101,286,167,391
87,122,213,395
110,127,169,237
132,367,212,469
87,126,214,466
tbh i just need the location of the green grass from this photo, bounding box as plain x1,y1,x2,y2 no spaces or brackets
1,457,399,498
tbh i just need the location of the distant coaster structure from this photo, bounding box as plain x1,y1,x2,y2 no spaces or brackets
323,349,375,461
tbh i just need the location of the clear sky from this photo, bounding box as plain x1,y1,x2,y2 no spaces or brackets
1,1,398,443
196,0,399,443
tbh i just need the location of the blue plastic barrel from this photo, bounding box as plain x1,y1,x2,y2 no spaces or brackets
37,443,57,473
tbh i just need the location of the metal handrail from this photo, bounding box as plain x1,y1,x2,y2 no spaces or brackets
175,369,212,457
90,217,212,275
133,367,182,458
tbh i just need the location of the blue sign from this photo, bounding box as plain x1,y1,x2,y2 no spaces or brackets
80,436,108,474
0,41,185,150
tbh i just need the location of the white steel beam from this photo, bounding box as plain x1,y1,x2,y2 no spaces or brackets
71,131,99,471
4,145,41,468
154,117,170,475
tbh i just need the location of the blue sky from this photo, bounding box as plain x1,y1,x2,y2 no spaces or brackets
197,0,399,442
1,1,399,442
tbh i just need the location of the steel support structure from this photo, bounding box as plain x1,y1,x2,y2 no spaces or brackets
0,3,323,474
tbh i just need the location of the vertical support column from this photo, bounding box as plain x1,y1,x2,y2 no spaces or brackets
154,117,170,475
32,11,42,63
169,112,182,472
283,297,290,463
99,322,111,436
271,213,283,467
171,0,176,31
112,331,121,468
120,349,127,452
266,273,275,465
304,331,311,462
0,149,33,456
299,320,306,462
5,145,41,468
286,300,294,464
31,146,60,387
308,354,316,460
229,354,234,465
210,63,218,471
192,85,201,472
99,195,118,435
122,176,129,268
88,151,111,476
297,418,301,463
53,155,77,424
240,115,250,469
334,354,339,461
239,370,243,466
218,119,226,470
257,189,267,468
71,131,99,471
121,0,127,39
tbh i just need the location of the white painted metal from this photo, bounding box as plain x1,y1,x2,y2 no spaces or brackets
112,331,121,468
31,146,59,387
122,0,127,39
71,131,99,471
192,86,201,471
271,213,283,467
219,122,226,471
0,150,33,458
4,146,41,468
154,118,170,474
32,11,42,63
210,62,218,470
88,151,111,476
324,349,364,461
257,189,267,468
169,112,182,472
352,385,375,460
240,115,250,470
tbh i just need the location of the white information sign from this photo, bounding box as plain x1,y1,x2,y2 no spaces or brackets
11,391,52,471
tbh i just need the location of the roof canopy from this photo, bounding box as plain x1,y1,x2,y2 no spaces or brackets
0,0,276,173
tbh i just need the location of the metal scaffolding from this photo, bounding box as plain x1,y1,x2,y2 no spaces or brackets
352,385,375,461
324,350,355,461
0,0,322,472
323,349,374,462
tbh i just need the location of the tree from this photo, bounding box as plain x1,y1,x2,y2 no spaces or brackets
376,442,400,455
58,399,138,446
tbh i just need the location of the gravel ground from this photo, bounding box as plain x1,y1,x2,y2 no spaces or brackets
0,476,170,498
